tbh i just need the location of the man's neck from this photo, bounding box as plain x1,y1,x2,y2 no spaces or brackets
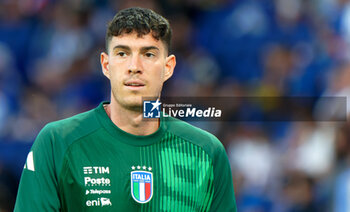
104,101,159,136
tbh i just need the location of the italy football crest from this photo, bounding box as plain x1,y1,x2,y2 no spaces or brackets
131,170,153,203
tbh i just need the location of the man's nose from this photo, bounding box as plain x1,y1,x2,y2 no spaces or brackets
128,55,142,74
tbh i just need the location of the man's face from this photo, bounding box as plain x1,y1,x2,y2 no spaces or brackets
101,32,176,111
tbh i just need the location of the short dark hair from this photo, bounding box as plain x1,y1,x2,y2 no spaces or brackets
105,7,172,54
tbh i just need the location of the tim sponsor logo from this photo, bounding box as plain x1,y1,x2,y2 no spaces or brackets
86,197,112,207
83,166,110,174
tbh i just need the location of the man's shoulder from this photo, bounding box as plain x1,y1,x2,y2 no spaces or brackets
39,106,101,143
164,116,225,158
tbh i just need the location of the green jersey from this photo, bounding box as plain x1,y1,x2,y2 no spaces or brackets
14,102,236,212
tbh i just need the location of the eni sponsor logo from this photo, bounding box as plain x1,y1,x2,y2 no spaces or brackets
86,197,112,207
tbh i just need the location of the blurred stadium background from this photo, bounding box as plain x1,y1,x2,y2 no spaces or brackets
1,0,350,211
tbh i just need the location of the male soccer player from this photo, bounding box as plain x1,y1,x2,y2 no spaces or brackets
14,7,237,211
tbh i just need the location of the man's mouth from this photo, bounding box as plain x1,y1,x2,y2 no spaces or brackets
125,83,144,86
124,80,145,88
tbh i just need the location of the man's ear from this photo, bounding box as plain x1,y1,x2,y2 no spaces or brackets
164,54,176,82
101,52,110,79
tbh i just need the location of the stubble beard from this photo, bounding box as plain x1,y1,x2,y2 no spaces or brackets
111,89,143,113
111,83,163,113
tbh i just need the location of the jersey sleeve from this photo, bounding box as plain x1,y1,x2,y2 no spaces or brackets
14,125,61,211
209,138,237,212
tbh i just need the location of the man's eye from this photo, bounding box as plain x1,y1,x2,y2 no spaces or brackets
145,52,155,58
117,52,126,57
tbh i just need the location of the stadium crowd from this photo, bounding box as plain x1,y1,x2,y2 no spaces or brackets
1,0,350,211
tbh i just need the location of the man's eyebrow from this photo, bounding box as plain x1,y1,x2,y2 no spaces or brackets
112,45,131,51
141,46,160,52
112,45,160,52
